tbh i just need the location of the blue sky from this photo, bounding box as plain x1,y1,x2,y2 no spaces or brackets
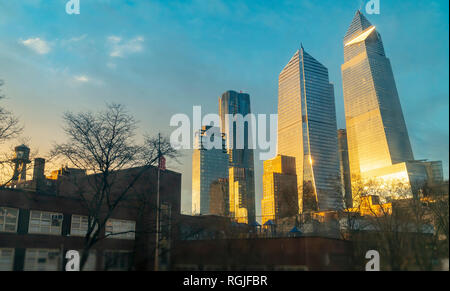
0,0,448,216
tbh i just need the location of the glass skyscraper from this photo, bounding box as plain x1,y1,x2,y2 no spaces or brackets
278,46,342,212
191,126,229,215
219,90,256,224
338,129,352,208
341,11,428,196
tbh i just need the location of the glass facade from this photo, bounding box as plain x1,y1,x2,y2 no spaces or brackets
342,11,415,186
422,161,444,185
261,155,298,225
191,126,229,215
209,178,229,217
219,91,256,224
278,46,341,212
338,129,353,208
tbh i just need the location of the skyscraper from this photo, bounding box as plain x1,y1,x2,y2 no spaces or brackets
192,126,229,215
341,11,432,196
219,90,256,224
209,178,229,217
278,46,342,213
338,129,352,208
262,155,298,225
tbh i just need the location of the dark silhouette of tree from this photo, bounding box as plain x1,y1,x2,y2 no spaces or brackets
0,80,22,143
339,176,449,271
0,80,24,187
51,103,178,270
302,181,318,212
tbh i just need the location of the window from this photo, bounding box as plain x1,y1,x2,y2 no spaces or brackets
29,211,63,235
0,207,19,233
71,215,89,236
103,251,133,271
84,251,97,271
24,249,60,271
105,219,135,240
0,248,14,271
76,250,97,271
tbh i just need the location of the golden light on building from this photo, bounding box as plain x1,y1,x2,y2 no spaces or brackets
229,167,249,224
344,25,376,47
261,155,298,225
219,90,256,224
191,126,229,215
340,11,438,200
347,195,392,217
277,46,342,212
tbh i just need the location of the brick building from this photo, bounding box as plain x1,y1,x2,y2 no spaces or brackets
0,164,182,271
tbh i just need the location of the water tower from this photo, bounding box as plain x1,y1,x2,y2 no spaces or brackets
12,144,31,182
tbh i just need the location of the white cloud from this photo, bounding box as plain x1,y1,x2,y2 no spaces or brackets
107,36,122,44
72,75,104,86
74,75,89,82
65,34,88,44
108,35,144,58
21,38,51,54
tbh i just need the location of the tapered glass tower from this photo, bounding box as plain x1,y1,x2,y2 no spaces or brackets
341,11,417,191
278,46,341,212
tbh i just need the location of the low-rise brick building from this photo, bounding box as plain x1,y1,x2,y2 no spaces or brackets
0,164,182,271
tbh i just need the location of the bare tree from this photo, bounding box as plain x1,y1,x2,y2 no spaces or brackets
340,176,449,271
0,80,24,187
51,103,178,270
424,181,449,270
0,80,22,143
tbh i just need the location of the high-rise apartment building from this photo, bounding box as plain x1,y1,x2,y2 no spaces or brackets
278,46,342,212
341,11,442,197
219,90,256,224
192,126,229,215
261,155,298,225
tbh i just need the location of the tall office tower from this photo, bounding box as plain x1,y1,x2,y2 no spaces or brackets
209,178,229,217
228,167,251,224
261,155,298,225
338,129,352,208
278,46,342,213
341,11,435,197
192,126,229,215
219,90,256,224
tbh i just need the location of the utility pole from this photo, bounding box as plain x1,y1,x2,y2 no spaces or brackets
154,133,161,271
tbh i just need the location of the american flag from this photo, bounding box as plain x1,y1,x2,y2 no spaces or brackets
158,155,166,171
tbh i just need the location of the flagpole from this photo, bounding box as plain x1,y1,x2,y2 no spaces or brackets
154,133,161,271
